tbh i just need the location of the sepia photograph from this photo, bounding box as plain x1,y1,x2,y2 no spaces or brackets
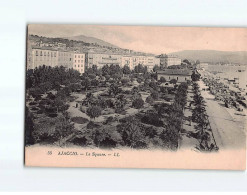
24,24,246,169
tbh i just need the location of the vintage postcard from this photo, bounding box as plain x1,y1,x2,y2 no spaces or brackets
25,24,247,170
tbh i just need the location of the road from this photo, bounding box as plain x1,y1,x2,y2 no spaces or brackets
198,80,246,150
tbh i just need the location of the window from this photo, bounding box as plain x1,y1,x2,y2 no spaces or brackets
177,77,178,80
51,53,53,57
75,60,76,62
40,51,42,56
78,60,80,63
78,65,79,67
185,77,187,80
54,52,56,57
36,51,38,56
78,55,80,58
48,52,49,56
44,52,46,56
70,58,71,61
75,55,77,58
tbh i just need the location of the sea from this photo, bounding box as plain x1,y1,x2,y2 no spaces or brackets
205,65,247,90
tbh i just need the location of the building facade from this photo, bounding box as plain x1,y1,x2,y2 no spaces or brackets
86,53,122,69
122,55,134,70
73,53,85,74
157,54,181,68
31,47,59,69
157,69,192,83
58,51,73,69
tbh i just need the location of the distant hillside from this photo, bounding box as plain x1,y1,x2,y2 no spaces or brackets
170,50,247,65
63,35,119,48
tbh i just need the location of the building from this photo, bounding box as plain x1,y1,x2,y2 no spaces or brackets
132,55,160,71
157,54,181,68
122,55,134,70
86,53,122,69
58,51,74,69
157,69,192,83
73,53,85,74
31,47,59,69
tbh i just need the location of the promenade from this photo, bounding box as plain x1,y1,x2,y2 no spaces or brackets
198,80,246,150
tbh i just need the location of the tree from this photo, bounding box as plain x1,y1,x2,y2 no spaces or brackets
90,127,122,148
54,112,75,146
134,64,147,74
132,98,144,109
182,59,191,65
25,106,35,145
195,60,200,65
122,65,131,75
137,77,143,84
170,79,177,84
149,81,158,90
118,118,147,148
160,76,166,83
146,95,154,105
91,79,99,87
121,78,129,86
108,83,121,97
151,90,159,100
102,64,110,76
86,106,102,120
153,65,160,72
191,72,200,81
81,77,91,91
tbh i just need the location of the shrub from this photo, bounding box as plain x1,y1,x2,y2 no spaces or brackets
160,76,166,83
71,117,89,124
37,110,43,114
137,77,143,83
117,118,147,148
151,91,159,100
48,113,58,118
145,126,158,138
121,78,129,85
146,95,154,104
86,106,102,120
132,98,144,109
31,107,39,111
104,116,114,124
170,79,177,84
149,81,158,90
141,112,163,127
29,101,37,106
87,121,100,129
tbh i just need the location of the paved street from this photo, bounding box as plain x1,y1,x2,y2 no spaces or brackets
198,80,246,150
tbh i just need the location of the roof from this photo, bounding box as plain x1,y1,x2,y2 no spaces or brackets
32,46,75,53
157,69,193,76
156,54,179,58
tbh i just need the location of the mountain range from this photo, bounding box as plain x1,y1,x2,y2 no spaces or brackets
169,50,247,65
32,33,247,65
63,35,119,48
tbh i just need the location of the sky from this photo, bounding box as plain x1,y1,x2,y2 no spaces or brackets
28,24,247,54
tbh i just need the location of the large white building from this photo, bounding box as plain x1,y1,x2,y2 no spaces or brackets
29,47,86,74
30,47,59,69
29,46,165,74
